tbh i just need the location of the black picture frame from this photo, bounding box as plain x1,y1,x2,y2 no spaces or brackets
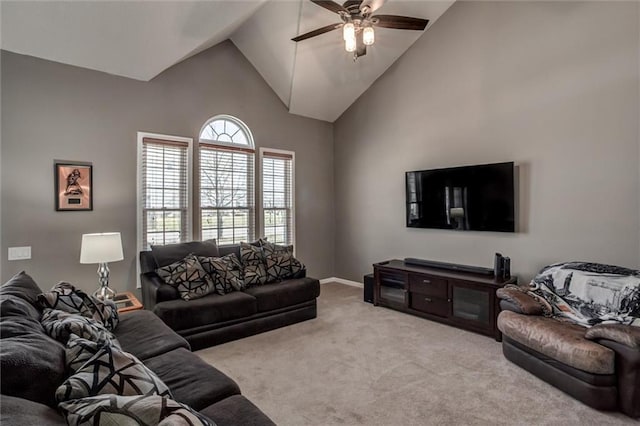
54,160,93,211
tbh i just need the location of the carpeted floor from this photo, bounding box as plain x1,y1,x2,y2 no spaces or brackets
196,283,633,425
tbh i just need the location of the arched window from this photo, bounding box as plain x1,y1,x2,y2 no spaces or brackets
198,115,255,245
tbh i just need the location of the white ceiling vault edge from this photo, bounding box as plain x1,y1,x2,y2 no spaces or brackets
1,0,455,122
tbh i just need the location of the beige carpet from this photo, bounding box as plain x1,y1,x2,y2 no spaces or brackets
197,283,633,425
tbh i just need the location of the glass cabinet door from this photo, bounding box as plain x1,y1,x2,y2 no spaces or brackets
451,285,490,326
378,272,407,306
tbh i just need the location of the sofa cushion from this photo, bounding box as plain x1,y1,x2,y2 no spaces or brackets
198,254,245,294
114,309,190,360
151,239,219,268
154,291,257,331
59,394,214,426
260,241,305,279
497,310,615,374
0,271,43,320
265,252,293,283
200,395,275,426
0,315,66,407
240,243,268,287
585,323,640,349
37,281,119,331
0,394,66,426
56,341,172,403
40,308,118,346
156,253,216,301
244,277,320,313
144,347,240,410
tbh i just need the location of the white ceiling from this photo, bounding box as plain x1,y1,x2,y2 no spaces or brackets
0,0,455,122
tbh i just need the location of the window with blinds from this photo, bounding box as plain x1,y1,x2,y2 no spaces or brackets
199,116,256,245
139,136,192,250
261,149,294,246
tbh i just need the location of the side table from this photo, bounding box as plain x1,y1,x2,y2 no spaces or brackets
114,291,143,313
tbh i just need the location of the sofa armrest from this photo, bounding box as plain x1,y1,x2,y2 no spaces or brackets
140,272,179,311
596,338,640,418
585,324,640,350
496,286,544,315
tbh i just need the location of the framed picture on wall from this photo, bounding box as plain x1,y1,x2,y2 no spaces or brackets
54,160,93,211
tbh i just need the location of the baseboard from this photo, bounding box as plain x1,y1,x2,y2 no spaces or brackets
319,277,364,288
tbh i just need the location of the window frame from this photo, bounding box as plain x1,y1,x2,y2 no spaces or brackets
258,147,296,250
197,115,256,245
136,131,193,287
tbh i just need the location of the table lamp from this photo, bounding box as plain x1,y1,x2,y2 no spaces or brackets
80,232,124,300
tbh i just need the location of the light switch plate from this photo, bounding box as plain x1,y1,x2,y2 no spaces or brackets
8,246,31,260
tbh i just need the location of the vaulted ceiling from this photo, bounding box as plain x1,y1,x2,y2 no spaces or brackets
0,0,455,122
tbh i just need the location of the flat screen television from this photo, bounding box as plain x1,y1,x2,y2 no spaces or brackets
406,162,515,232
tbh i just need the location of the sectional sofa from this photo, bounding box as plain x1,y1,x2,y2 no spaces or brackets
0,272,275,425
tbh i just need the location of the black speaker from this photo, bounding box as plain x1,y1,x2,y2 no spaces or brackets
363,274,374,304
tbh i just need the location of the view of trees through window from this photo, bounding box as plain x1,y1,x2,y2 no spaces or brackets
200,146,254,245
139,116,295,254
262,153,293,245
140,137,190,250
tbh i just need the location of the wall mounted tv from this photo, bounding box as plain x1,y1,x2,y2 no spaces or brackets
406,162,515,232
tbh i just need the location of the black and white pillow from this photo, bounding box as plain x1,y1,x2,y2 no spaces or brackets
37,282,119,331
156,254,215,301
59,394,215,426
198,254,245,294
265,252,294,283
260,241,305,281
40,309,118,347
56,339,172,402
240,243,268,287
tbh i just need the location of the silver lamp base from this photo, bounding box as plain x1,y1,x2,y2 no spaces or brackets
93,262,116,301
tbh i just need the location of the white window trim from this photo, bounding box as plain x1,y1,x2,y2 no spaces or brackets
258,147,296,252
197,115,257,245
136,131,193,288
198,114,255,150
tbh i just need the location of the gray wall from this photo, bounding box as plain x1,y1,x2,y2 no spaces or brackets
334,1,640,282
1,41,334,293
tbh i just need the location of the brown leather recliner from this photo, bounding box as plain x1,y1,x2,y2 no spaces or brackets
497,287,640,418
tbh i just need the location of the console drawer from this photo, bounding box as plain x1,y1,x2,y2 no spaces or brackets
408,274,447,299
410,294,448,317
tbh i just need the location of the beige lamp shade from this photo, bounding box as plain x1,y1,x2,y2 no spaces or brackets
80,232,124,264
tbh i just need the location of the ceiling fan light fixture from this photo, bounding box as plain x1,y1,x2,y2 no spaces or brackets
343,22,355,41
363,26,375,46
345,35,357,52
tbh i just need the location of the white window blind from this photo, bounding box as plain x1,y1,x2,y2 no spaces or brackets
140,137,191,250
200,144,255,245
261,150,294,246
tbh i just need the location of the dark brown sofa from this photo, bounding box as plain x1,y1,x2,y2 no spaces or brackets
0,271,275,425
140,241,320,350
497,287,640,418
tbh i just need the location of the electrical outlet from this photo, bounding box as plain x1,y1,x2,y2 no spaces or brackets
8,246,31,261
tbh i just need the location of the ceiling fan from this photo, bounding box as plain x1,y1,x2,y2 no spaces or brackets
291,0,429,60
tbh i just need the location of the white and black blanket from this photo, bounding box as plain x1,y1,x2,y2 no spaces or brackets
530,262,640,327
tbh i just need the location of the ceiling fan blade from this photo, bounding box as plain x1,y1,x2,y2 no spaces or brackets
360,0,386,15
292,23,342,42
310,0,348,14
372,15,429,31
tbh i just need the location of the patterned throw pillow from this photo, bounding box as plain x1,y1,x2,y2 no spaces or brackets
198,254,245,294
59,394,214,426
265,252,294,283
240,243,268,287
260,241,305,281
37,282,119,331
40,309,119,347
56,340,172,403
156,254,215,301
